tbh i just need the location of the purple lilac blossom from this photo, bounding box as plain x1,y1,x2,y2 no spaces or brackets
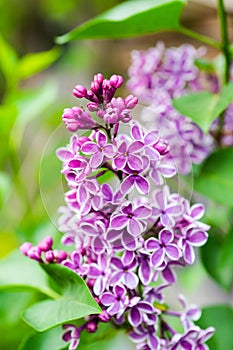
127,42,215,174
20,74,214,350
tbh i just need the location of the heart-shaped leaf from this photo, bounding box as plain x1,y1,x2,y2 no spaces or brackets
22,263,101,331
173,82,233,133
56,0,186,44
197,305,233,350
194,147,233,207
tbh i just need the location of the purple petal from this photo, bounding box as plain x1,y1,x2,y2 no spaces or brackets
113,155,126,169
118,141,127,153
135,176,150,194
56,148,73,161
93,236,105,254
124,272,139,289
107,301,121,316
183,243,195,264
111,257,123,269
111,215,128,229
138,259,152,285
145,130,159,144
190,203,205,219
137,301,154,313
93,276,105,295
188,230,208,246
90,152,103,168
155,190,165,209
162,265,176,284
122,231,137,250
128,154,143,170
148,333,159,349
159,229,173,244
159,164,176,178
89,266,101,277
128,217,142,236
131,124,142,141
110,271,123,285
166,244,180,260
166,204,182,215
100,293,116,306
103,144,114,157
145,238,160,251
128,307,142,327
161,213,174,227
114,285,126,299
81,141,99,154
96,130,107,146
99,254,108,270
128,140,144,153
121,176,135,194
122,250,135,265
151,249,165,267
134,205,151,219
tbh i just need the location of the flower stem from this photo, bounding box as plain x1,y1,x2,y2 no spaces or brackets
216,0,231,144
177,26,221,50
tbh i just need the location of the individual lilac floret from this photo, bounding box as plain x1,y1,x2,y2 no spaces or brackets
110,202,151,236
128,298,156,327
145,229,181,267
81,130,114,168
113,140,144,171
62,324,81,350
178,225,208,264
110,251,139,289
100,285,129,316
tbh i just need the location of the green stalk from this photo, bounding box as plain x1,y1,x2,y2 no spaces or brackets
216,0,231,144
177,26,221,50
218,0,231,84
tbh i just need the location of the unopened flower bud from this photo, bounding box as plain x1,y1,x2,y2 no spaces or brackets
125,95,138,109
86,321,98,333
38,236,53,252
27,246,42,261
110,74,124,88
98,310,111,322
55,250,67,263
87,102,98,112
44,250,55,262
20,242,33,256
73,85,87,98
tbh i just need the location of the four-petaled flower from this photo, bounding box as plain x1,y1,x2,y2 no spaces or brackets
110,202,151,236
81,130,114,168
145,229,181,267
100,285,129,316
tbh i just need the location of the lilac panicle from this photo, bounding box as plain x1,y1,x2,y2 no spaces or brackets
20,73,214,350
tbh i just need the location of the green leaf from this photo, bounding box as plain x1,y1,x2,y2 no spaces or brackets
22,264,101,331
0,251,58,298
197,305,233,350
18,326,66,350
0,34,18,87
194,147,233,207
173,82,233,133
200,227,233,290
218,228,233,290
17,47,61,80
56,0,186,44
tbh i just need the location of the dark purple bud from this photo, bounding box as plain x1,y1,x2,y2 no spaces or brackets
94,73,104,84
110,74,124,88
153,138,169,155
98,310,111,322
124,95,138,109
38,236,53,252
55,250,67,263
44,250,55,262
86,321,98,333
87,102,99,112
91,81,101,94
73,85,87,98
87,278,95,288
86,90,99,103
20,242,33,256
27,246,42,262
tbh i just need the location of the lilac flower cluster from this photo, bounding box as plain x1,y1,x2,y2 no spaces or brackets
21,74,214,349
127,42,217,174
